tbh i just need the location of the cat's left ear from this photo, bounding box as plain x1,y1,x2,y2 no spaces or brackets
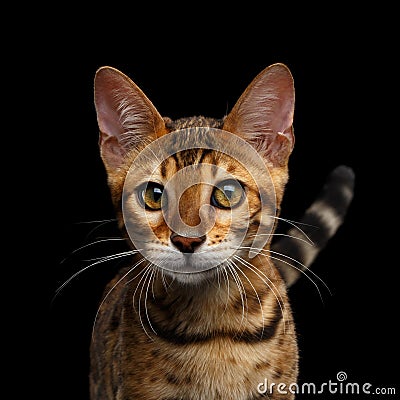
94,66,167,171
223,63,295,167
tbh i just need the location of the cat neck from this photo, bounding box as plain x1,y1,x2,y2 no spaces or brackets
117,252,289,341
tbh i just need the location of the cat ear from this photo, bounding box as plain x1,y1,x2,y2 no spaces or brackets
223,63,295,167
94,66,167,170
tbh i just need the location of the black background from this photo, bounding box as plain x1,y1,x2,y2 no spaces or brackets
35,16,398,400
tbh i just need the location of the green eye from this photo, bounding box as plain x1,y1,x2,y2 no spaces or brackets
140,182,164,210
211,180,244,209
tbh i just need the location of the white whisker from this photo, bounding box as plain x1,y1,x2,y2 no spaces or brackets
233,255,286,332
215,266,221,289
249,232,313,246
144,267,158,336
240,245,330,303
160,269,170,292
54,250,140,299
220,264,231,314
151,269,158,300
75,219,118,225
269,215,316,245
77,219,119,241
60,238,126,264
132,264,155,340
91,257,146,340
230,260,265,337
226,261,247,326
267,248,331,296
131,265,150,304
233,254,285,308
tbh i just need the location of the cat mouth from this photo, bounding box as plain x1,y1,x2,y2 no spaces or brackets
158,260,222,284
139,244,235,279
151,251,222,275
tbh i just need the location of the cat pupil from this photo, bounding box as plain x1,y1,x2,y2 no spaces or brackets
211,180,244,209
223,184,235,199
140,182,164,210
152,187,162,201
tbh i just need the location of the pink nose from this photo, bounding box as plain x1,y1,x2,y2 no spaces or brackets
170,233,206,253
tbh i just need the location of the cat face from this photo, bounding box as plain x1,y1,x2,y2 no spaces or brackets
94,64,295,284
121,140,275,282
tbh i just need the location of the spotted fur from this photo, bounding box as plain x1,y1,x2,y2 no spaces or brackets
89,64,354,399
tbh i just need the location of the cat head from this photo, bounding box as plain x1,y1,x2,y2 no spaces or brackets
94,64,295,283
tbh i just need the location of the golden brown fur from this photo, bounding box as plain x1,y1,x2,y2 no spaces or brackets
91,257,297,399
90,64,300,399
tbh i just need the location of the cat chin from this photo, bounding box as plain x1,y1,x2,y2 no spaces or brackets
155,254,220,284
143,246,229,273
160,267,220,286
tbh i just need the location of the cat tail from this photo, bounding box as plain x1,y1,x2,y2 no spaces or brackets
271,165,355,287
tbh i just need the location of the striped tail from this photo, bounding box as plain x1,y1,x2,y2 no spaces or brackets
272,165,355,287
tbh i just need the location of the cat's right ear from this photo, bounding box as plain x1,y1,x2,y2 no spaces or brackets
94,66,167,171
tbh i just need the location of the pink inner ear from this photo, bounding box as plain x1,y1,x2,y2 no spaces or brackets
266,71,295,135
99,134,126,170
223,63,295,165
93,66,167,171
97,106,126,144
94,69,128,141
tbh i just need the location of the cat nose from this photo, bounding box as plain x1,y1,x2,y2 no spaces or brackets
170,233,206,253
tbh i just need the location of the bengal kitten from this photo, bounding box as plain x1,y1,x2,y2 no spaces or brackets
88,63,354,399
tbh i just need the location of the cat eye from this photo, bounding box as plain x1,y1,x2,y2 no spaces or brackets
139,182,164,210
211,179,245,209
